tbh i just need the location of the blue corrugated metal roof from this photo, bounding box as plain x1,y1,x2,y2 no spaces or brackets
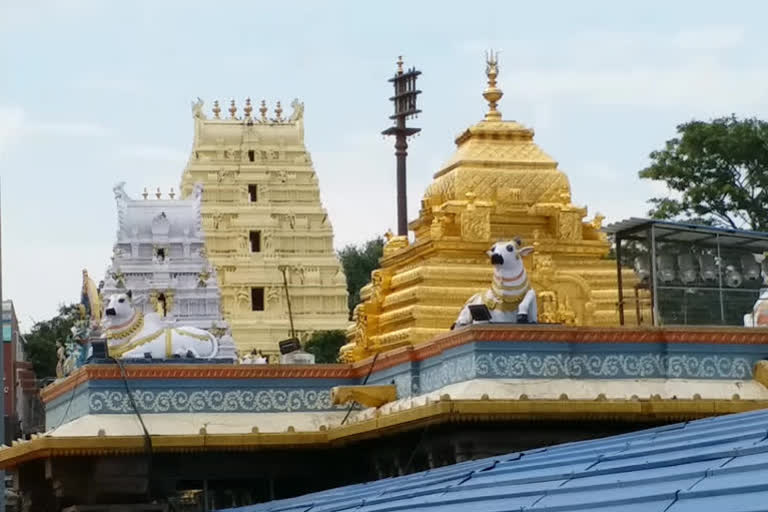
218,408,768,511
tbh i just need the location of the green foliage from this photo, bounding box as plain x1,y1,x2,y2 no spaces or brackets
23,303,80,379
337,237,384,319
639,115,768,231
304,330,347,363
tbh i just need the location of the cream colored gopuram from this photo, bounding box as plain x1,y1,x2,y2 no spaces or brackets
341,53,642,362
181,98,349,353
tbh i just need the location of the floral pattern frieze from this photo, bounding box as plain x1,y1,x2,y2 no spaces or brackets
474,353,754,380
88,388,336,414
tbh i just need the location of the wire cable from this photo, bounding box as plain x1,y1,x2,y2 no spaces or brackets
111,356,154,501
341,351,380,425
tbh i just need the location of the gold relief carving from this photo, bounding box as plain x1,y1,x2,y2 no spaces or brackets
266,287,281,305
538,291,558,324
556,296,577,325
371,270,392,303
235,287,251,313
557,211,583,241
460,193,491,242
383,230,409,256
430,213,450,240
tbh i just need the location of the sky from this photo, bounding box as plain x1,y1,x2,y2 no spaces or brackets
1,0,767,330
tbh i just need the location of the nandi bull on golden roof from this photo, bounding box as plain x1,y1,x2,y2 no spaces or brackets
340,52,643,362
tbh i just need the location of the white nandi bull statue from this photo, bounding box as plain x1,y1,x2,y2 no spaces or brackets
744,254,768,327
103,291,219,359
454,239,538,327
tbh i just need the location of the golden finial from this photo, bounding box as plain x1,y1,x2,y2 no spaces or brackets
229,99,237,119
396,55,404,75
142,187,149,200
243,97,253,118
275,101,283,122
212,100,221,119
169,187,176,199
483,50,503,121
156,187,162,199
259,100,268,122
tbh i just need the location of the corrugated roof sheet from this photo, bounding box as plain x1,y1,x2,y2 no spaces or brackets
603,217,768,242
219,407,768,512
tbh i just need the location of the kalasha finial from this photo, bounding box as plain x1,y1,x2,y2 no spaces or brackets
142,187,149,200
243,98,253,118
212,100,221,119
396,55,404,75
259,100,268,122
229,99,237,119
275,101,283,122
156,187,162,199
169,187,176,199
483,50,503,121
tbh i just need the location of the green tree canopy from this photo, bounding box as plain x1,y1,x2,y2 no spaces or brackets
338,237,384,319
23,303,80,379
303,330,347,363
639,115,768,231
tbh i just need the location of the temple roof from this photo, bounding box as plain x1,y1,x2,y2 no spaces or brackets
220,406,768,512
424,54,569,207
190,98,305,146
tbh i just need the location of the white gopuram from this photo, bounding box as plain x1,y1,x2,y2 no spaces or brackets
101,182,237,359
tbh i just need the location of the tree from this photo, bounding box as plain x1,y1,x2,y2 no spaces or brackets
639,115,768,231
304,330,347,363
338,237,384,319
23,304,80,379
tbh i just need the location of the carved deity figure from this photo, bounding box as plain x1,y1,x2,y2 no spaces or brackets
191,97,205,119
289,98,304,122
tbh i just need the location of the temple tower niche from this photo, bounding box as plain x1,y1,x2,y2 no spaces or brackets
181,98,349,353
340,53,640,362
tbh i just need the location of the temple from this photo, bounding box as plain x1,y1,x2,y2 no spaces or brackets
4,55,768,511
341,52,642,362
180,98,349,353
102,182,237,359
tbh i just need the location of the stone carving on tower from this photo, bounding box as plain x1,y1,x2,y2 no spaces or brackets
180,98,348,353
101,183,237,359
339,52,640,362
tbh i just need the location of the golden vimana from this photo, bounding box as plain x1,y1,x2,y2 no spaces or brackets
181,98,349,354
340,55,640,362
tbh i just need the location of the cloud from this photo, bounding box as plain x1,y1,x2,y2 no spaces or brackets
461,25,762,111
506,63,768,110
70,76,146,94
672,26,745,50
26,120,109,137
0,106,25,158
118,144,188,164
0,105,109,158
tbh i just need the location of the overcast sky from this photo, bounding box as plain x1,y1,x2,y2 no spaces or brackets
1,0,767,330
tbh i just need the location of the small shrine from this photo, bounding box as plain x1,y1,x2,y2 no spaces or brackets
341,53,641,362
102,183,231,333
181,98,349,354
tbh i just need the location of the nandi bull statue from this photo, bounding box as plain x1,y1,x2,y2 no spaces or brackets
744,253,768,327
104,291,220,358
454,238,538,327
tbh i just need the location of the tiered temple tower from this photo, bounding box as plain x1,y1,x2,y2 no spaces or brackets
102,183,237,358
340,53,640,362
180,98,349,353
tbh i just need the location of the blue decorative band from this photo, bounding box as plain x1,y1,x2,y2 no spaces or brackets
88,388,338,414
